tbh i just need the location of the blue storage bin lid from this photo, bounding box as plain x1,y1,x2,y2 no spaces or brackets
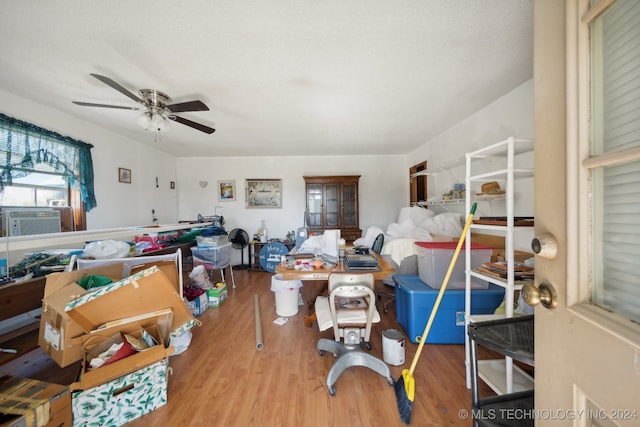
393,274,504,294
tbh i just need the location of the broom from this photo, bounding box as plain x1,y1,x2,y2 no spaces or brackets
394,203,477,424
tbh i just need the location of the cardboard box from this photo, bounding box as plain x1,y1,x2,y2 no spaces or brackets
63,265,195,425
0,375,71,427
71,359,168,426
470,233,534,263
184,292,209,316
74,252,183,297
129,259,180,295
71,312,172,392
39,264,125,367
207,282,227,307
394,275,505,344
64,266,196,389
40,264,195,369
494,249,534,263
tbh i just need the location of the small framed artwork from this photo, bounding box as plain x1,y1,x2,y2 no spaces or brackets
118,168,131,184
170,181,176,189
218,180,236,201
246,179,282,208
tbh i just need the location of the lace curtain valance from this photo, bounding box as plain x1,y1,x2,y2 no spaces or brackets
0,112,97,211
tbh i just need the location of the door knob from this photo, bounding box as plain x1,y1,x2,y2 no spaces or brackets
531,232,558,259
521,282,558,309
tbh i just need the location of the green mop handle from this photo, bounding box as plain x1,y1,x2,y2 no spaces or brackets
407,203,477,375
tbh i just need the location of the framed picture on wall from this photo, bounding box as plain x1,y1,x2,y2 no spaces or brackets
245,179,282,208
118,168,131,184
218,180,236,201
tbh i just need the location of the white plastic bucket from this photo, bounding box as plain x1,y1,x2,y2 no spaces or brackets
382,329,405,366
271,274,302,317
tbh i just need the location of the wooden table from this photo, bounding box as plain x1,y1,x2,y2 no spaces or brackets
274,251,394,281
275,251,394,326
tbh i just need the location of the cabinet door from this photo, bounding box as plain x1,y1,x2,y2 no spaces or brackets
324,183,340,228
341,182,358,228
306,184,323,227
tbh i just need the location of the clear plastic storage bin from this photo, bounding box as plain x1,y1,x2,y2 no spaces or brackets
191,243,231,269
415,241,493,289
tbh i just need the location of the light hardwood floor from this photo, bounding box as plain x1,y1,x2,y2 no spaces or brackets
126,269,493,427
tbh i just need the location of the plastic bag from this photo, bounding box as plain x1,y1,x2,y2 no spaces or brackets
77,275,113,290
83,240,131,259
270,274,303,292
169,329,193,356
189,265,213,289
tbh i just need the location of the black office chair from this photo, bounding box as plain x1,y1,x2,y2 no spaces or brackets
371,233,384,255
369,233,394,314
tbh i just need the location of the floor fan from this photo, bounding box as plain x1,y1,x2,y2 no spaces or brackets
229,228,250,270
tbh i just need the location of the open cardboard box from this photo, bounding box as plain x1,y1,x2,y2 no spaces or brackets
63,265,196,391
71,309,173,391
129,259,180,294
39,263,195,370
39,263,125,367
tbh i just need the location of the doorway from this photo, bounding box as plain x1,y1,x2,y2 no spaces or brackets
409,161,428,205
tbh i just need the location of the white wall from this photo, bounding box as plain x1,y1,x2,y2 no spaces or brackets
0,89,179,229
407,79,534,251
176,155,407,240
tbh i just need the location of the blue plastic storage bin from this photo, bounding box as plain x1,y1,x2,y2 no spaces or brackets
394,275,505,344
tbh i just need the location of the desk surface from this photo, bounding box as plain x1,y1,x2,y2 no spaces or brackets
275,251,394,281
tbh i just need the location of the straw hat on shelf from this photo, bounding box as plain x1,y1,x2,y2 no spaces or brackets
475,181,505,195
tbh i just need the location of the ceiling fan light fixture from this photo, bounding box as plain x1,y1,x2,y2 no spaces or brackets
138,109,171,132
74,74,213,134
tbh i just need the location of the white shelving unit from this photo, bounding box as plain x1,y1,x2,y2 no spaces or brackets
463,136,535,393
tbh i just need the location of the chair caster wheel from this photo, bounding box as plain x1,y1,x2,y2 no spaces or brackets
328,385,336,396
318,349,325,356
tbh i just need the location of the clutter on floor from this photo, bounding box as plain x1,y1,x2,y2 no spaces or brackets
34,263,198,426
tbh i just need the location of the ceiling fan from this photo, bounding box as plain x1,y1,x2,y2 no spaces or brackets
73,73,215,134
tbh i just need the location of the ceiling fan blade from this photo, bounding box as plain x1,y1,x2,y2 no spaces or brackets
72,101,139,110
166,100,209,113
90,73,144,104
170,115,215,134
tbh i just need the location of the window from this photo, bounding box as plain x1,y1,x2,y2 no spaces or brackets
584,0,640,323
1,172,68,207
0,113,97,231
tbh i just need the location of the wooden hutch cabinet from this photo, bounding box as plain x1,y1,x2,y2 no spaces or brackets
303,175,361,242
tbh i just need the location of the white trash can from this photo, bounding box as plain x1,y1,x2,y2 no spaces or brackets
271,274,303,317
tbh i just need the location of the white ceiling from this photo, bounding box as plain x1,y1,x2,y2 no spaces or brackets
0,1,532,158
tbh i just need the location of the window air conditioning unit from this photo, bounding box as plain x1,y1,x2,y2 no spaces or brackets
3,209,61,236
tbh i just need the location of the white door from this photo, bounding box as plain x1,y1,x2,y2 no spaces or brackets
533,1,640,426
